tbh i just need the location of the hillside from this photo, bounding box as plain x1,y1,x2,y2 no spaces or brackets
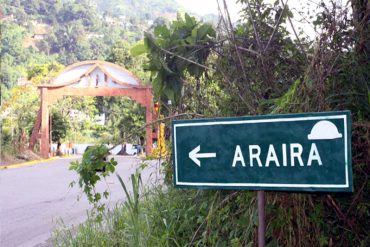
0,0,187,98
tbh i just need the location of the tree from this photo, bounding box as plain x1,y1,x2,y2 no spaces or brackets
0,85,39,153
51,110,68,144
0,22,28,64
107,41,150,84
27,62,64,85
51,110,69,155
56,0,99,30
131,13,216,106
96,97,145,144
107,41,133,68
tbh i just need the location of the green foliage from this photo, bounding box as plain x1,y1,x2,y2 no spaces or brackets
116,172,142,246
243,2,370,246
132,13,216,105
1,0,181,73
47,19,107,64
0,62,25,94
269,1,370,121
2,0,369,246
95,96,145,144
1,59,65,154
56,0,100,29
271,78,301,114
107,41,133,68
69,145,117,217
1,85,39,153
180,71,229,116
53,177,257,247
0,22,29,91
107,40,151,85
51,110,69,143
0,22,28,61
27,62,64,85
130,42,146,57
57,0,368,246
215,0,306,115
53,96,100,144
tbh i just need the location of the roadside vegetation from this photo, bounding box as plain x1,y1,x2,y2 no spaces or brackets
58,1,369,246
1,0,369,246
54,175,257,246
1,0,172,162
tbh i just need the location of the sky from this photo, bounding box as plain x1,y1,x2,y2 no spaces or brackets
176,0,242,22
175,0,325,39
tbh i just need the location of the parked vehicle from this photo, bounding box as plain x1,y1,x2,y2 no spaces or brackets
112,144,139,155
133,144,142,154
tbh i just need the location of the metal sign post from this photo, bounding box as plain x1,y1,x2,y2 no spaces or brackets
257,191,266,247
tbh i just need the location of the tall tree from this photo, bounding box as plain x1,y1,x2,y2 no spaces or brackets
132,13,216,106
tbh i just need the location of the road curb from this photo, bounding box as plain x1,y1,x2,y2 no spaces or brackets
0,157,60,170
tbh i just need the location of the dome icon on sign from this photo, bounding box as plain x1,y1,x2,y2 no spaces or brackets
308,120,342,140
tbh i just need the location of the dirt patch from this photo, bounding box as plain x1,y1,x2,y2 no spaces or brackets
0,150,42,166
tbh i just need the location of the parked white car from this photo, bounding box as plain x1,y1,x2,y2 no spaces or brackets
109,144,138,155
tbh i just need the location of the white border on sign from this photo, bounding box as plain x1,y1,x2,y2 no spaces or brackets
173,115,349,188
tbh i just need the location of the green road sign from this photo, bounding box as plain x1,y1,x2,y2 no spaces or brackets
172,111,352,192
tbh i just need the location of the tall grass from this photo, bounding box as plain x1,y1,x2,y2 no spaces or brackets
116,172,143,246
53,171,257,247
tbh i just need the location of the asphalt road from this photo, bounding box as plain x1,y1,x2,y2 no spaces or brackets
0,156,161,247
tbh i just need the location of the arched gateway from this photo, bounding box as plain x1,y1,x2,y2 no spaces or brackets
29,60,153,158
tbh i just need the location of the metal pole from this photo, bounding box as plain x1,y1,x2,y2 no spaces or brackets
258,190,266,247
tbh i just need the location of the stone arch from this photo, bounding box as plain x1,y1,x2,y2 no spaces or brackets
29,60,153,158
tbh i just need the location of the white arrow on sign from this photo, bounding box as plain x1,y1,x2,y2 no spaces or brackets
189,145,216,167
